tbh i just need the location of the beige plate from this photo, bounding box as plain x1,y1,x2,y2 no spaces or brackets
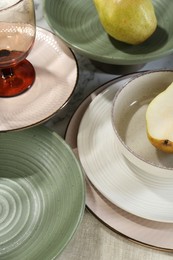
0,27,78,132
65,74,173,251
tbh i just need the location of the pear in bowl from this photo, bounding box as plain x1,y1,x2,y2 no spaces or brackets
93,0,157,45
111,70,173,177
146,82,173,153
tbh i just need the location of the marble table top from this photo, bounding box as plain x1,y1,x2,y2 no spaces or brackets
34,1,173,259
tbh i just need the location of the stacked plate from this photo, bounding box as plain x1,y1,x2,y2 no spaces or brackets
65,72,173,251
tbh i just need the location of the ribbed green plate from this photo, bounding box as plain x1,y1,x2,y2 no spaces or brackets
0,126,85,260
44,0,173,65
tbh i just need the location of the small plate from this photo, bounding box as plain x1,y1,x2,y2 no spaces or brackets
44,0,173,65
65,75,173,250
77,77,173,223
0,27,78,132
0,126,85,259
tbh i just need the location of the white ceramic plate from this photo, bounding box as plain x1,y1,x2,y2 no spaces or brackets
65,75,173,250
77,76,173,223
0,27,78,132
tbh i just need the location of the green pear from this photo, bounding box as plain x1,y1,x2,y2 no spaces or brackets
93,0,157,45
146,82,173,153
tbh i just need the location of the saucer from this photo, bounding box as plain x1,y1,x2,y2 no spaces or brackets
77,76,173,223
0,126,85,259
0,27,78,132
65,74,173,250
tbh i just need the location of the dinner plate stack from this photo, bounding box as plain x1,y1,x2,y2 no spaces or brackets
65,72,173,251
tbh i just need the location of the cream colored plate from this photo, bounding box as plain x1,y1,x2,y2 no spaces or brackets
0,27,78,132
65,75,173,250
77,77,173,223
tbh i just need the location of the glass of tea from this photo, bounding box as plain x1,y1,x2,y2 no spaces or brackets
0,0,36,97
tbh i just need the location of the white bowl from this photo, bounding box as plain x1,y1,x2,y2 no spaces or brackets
111,70,173,177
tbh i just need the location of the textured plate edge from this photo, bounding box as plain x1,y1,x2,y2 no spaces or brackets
40,126,86,259
54,128,86,259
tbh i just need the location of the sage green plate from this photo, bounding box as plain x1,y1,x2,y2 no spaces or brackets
44,0,173,65
0,126,85,260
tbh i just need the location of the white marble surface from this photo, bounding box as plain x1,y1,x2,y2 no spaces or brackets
34,1,173,259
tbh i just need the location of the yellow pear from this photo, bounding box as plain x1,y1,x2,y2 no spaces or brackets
146,82,173,153
93,0,157,45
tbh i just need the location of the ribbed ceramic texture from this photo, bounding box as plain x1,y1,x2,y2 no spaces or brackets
65,74,173,250
77,83,173,223
0,27,78,132
44,0,173,65
0,126,85,260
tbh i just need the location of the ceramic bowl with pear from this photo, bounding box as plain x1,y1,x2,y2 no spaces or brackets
44,0,173,66
111,70,173,177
